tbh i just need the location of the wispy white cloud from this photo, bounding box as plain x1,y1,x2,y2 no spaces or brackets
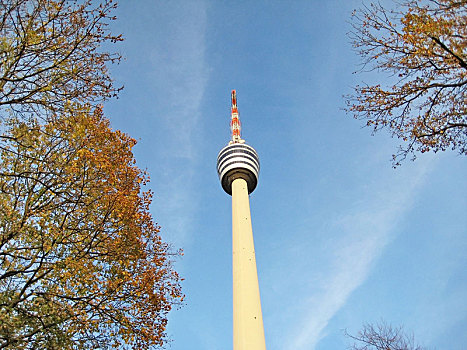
287,160,433,350
146,1,209,247
148,1,208,158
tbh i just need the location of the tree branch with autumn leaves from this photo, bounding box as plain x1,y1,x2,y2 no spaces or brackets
346,0,466,166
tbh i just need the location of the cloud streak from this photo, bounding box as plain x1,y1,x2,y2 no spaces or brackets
148,0,208,150
146,1,208,247
287,160,433,350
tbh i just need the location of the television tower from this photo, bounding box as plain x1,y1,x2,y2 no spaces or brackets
217,90,266,350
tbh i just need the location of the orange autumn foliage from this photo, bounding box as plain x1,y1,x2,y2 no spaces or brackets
1,1,183,348
0,106,183,349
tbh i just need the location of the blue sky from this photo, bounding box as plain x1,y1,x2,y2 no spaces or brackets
104,1,466,349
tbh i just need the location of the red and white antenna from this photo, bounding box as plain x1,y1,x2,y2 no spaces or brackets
230,90,242,143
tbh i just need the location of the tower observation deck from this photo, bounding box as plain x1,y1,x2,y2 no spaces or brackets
216,90,266,350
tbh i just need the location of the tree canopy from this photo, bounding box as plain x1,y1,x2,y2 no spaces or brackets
0,1,183,349
345,322,425,350
0,0,122,119
346,0,466,165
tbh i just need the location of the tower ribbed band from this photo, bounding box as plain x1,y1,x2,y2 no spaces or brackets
217,143,260,195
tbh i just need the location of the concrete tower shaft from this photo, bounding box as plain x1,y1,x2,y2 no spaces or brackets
231,177,265,350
